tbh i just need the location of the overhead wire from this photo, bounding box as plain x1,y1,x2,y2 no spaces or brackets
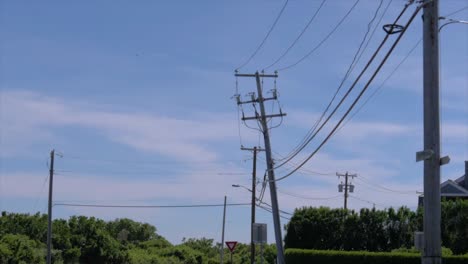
31,173,50,213
272,2,423,183
235,0,290,70
277,189,341,201
258,205,291,220
54,202,251,208
356,175,419,194
272,0,386,169
264,0,327,70
442,5,468,18
276,0,361,71
348,195,388,208
54,169,249,177
334,38,421,135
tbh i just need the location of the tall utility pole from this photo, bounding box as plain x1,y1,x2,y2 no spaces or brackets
220,196,227,264
241,146,264,264
47,149,55,264
337,172,357,210
235,71,286,264
421,0,441,263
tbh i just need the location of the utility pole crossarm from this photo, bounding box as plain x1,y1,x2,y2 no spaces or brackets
241,147,265,152
237,96,279,105
242,113,286,121
235,73,278,78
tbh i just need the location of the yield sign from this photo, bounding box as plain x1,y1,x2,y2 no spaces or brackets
225,241,238,252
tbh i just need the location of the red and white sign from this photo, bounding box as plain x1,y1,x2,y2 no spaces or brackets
225,241,238,252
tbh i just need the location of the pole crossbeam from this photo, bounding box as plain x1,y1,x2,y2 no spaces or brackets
235,73,278,78
242,113,287,121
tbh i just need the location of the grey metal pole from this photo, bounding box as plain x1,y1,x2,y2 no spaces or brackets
46,149,55,264
422,0,441,263
221,196,227,264
251,147,257,264
254,72,285,264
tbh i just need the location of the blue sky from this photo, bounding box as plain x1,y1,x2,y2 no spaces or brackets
0,0,467,244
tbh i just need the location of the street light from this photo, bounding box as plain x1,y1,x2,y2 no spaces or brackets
232,183,256,264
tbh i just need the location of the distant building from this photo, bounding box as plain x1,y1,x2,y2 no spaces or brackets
418,161,468,206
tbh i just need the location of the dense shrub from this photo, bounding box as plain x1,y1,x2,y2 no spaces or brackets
285,200,468,254
285,249,468,264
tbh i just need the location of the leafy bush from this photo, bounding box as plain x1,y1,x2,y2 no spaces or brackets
285,249,468,264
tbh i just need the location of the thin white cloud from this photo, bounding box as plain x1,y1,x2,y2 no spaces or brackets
0,90,251,162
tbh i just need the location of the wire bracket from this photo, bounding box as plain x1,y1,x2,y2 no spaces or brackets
416,149,434,162
383,24,405,34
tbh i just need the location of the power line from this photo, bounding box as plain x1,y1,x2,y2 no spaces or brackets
443,5,468,18
235,0,290,70
276,0,361,71
348,195,388,208
31,173,50,213
258,199,293,216
272,0,385,169
258,205,291,220
334,38,421,135
264,0,327,70
277,189,341,201
272,0,410,172
59,153,242,166
356,175,419,194
273,3,422,182
54,202,250,208
54,169,249,176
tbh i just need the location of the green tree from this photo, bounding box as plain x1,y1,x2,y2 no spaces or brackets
0,234,46,264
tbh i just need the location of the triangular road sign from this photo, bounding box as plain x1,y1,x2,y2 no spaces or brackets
225,241,238,252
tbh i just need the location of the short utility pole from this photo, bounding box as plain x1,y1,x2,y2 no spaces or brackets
337,172,357,210
235,71,286,264
241,146,264,264
220,196,227,264
47,149,55,264
419,0,442,263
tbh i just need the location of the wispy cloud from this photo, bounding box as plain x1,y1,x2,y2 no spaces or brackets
0,90,251,162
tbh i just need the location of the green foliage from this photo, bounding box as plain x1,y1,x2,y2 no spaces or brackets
1,200,466,263
0,234,46,264
441,199,468,254
285,249,468,264
106,218,157,244
285,200,468,254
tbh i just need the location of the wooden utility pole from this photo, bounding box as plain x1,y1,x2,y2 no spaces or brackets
235,71,286,264
220,196,227,264
47,149,55,264
241,146,263,264
421,0,442,263
337,172,356,210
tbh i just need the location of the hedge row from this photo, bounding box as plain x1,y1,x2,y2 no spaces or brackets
285,249,468,264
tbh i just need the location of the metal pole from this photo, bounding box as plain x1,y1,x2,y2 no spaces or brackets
230,252,233,264
46,150,55,264
251,147,257,264
221,196,227,264
422,0,441,263
344,172,348,210
254,72,285,264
